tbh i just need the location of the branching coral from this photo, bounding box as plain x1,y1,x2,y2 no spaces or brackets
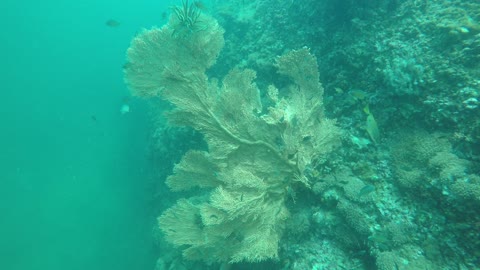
124,10,340,264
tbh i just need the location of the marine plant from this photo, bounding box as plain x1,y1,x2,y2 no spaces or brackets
124,10,341,264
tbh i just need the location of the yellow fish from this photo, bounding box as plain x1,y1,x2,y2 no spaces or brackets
363,104,371,114
364,105,380,144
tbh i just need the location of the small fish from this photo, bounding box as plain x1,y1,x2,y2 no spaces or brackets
120,104,130,114
122,96,131,104
364,105,380,144
334,87,344,94
161,11,167,20
105,19,121,27
122,62,132,70
363,104,371,115
194,1,207,10
358,184,375,197
91,115,97,122
366,114,380,144
349,89,368,100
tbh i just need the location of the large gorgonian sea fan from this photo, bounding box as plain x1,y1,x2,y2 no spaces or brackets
124,11,341,263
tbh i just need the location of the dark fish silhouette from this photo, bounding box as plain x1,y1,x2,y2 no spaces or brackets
122,62,132,70
105,19,121,27
194,1,207,10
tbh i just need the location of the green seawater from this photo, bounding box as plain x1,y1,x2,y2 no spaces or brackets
0,0,177,269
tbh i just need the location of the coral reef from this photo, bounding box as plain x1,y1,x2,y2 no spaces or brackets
124,0,480,269
125,9,340,264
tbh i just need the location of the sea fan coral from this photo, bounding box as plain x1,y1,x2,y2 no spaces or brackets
124,11,340,263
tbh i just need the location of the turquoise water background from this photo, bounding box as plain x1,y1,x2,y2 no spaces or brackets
0,0,178,269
